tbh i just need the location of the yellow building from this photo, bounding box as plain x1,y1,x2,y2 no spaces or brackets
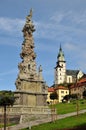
47,87,58,104
55,86,69,102
47,86,69,103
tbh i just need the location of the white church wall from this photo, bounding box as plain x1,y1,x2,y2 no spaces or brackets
77,71,84,79
67,75,73,83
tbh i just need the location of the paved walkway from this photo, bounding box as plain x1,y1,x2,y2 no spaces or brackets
1,109,86,130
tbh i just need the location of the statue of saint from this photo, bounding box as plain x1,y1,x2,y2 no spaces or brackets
26,9,33,22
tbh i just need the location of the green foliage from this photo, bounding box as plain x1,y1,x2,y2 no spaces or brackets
71,94,78,99
50,92,58,100
83,90,86,98
62,94,78,102
62,94,70,101
0,90,15,106
0,123,16,128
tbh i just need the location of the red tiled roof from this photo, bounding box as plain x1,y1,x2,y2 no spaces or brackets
55,86,68,90
70,78,86,89
70,84,76,89
48,87,55,92
78,78,86,83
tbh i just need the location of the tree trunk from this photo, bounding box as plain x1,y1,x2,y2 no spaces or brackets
4,105,6,130
76,99,79,116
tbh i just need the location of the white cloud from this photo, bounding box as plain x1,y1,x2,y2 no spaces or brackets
50,10,86,26
72,11,86,25
35,10,86,42
63,41,86,73
0,17,25,35
50,11,71,24
1,11,86,45
0,17,25,46
0,68,17,76
64,42,77,51
64,42,86,52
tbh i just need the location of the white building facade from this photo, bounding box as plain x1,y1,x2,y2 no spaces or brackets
54,45,84,85
55,45,66,85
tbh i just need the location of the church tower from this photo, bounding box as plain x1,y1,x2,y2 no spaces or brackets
54,45,66,85
15,9,48,106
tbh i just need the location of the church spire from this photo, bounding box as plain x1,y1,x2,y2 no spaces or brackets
60,44,62,51
57,44,65,62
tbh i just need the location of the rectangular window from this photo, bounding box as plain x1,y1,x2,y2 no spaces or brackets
61,91,64,93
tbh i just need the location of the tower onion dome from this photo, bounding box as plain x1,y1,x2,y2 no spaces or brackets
57,45,65,62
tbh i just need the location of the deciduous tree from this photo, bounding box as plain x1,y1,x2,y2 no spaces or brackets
0,90,15,130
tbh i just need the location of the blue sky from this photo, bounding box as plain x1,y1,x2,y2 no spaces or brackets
0,0,86,90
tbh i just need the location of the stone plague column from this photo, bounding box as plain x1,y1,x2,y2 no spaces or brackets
15,9,48,107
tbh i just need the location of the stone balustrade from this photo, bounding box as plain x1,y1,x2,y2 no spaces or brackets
0,105,51,115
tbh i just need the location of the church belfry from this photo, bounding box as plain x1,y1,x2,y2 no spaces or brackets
54,45,66,85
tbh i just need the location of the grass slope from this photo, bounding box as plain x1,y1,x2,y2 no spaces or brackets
54,99,86,114
22,113,86,130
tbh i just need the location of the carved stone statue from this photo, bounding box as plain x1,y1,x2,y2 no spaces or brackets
15,10,48,107
26,9,33,22
22,8,35,36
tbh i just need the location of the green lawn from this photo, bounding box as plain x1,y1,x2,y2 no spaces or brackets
53,99,86,114
21,99,86,130
22,113,86,130
0,123,16,128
